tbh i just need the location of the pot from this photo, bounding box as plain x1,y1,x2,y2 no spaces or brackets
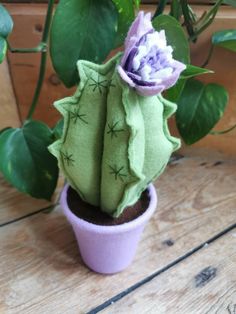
61,184,158,274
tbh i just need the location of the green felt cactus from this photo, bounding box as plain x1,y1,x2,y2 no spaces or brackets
49,53,180,217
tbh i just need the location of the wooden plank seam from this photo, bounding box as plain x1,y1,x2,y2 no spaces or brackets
87,222,236,314
0,204,56,228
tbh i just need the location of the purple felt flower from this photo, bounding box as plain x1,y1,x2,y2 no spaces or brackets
117,11,186,96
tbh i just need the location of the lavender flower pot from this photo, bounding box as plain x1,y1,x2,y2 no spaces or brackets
61,184,157,274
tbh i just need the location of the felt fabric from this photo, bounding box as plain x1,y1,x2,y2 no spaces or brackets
117,11,186,96
49,52,180,217
49,54,120,206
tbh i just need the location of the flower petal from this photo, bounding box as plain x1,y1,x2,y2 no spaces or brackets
135,84,165,96
118,11,186,96
117,65,135,88
120,11,153,67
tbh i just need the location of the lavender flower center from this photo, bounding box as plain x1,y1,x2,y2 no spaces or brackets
125,30,175,85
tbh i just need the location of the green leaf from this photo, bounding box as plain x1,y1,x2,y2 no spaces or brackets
0,4,13,38
165,64,212,102
181,64,213,79
212,29,236,52
0,120,59,200
0,37,7,63
152,14,190,64
176,79,228,145
50,0,118,87
165,65,212,102
223,0,236,7
165,79,186,102
0,126,11,135
112,0,135,47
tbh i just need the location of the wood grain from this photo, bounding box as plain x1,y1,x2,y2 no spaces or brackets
0,174,63,226
0,60,20,129
102,230,236,314
5,3,75,127
0,174,50,226
0,149,235,313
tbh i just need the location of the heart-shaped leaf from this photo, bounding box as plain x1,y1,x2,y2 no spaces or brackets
0,5,13,63
152,14,190,64
0,126,11,135
0,4,13,38
112,0,135,48
165,78,186,103
181,64,213,79
165,64,212,103
176,79,228,144
53,118,64,140
0,121,59,200
50,0,118,87
212,29,236,52
223,0,236,7
0,36,7,63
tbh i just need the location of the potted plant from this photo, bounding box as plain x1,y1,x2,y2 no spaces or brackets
48,11,185,274
1,1,235,205
0,1,236,273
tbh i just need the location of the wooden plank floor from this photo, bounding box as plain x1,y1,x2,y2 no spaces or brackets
0,174,63,226
102,230,236,314
0,148,235,313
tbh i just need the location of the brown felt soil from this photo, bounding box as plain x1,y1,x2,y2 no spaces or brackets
67,187,150,226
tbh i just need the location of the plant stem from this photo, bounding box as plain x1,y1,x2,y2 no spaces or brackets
190,0,223,41
210,123,236,135
180,0,195,40
201,44,214,68
153,0,168,19
170,0,182,20
26,0,55,121
8,42,47,53
200,0,223,24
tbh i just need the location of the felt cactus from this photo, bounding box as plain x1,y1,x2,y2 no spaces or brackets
49,53,180,217
49,12,186,218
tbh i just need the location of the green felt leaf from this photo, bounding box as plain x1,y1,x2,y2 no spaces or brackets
0,120,59,200
50,0,118,87
212,29,236,52
176,79,228,145
0,4,13,38
53,118,64,140
181,64,213,79
112,0,135,47
152,14,190,64
0,37,7,63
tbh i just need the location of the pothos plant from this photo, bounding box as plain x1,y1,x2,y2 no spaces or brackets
0,0,235,202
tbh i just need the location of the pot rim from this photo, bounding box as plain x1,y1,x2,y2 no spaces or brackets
61,183,158,234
